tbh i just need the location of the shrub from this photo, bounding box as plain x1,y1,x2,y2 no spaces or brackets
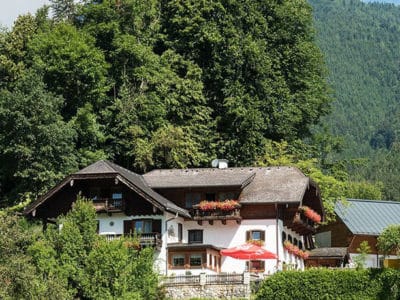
256,268,400,300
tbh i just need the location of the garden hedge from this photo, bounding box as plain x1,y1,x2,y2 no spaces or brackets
256,268,400,300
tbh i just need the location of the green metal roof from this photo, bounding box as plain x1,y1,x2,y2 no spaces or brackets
335,199,400,236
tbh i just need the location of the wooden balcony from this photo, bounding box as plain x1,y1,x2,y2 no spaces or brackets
191,205,242,225
286,212,316,235
93,198,124,213
100,232,162,249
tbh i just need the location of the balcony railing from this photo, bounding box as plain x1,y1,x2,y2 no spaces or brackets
93,198,124,212
191,201,242,224
287,212,316,235
100,232,162,248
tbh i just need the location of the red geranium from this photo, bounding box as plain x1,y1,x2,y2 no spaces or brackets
299,206,322,223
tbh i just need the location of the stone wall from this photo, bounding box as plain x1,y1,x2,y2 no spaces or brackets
164,283,251,299
162,273,251,299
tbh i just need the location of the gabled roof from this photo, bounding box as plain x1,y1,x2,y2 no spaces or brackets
144,166,313,204
24,160,190,218
239,167,311,204
335,199,400,236
143,168,256,189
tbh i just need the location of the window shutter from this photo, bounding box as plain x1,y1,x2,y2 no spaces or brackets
123,220,133,235
246,230,251,241
260,231,265,242
153,219,161,233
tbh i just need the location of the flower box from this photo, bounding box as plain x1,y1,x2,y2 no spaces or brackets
198,200,240,212
299,206,322,223
283,240,309,259
247,239,265,246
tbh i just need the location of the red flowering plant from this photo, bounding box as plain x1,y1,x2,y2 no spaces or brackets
198,200,218,211
298,250,310,259
247,239,265,246
218,200,240,211
283,240,294,252
284,241,310,259
299,206,322,223
292,245,300,256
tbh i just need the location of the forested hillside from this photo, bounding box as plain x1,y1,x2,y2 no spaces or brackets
310,0,400,200
0,0,332,207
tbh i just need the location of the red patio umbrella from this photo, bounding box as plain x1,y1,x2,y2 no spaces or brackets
220,243,277,260
221,243,277,273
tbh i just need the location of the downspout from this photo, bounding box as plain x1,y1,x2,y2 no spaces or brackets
165,212,179,276
275,203,279,270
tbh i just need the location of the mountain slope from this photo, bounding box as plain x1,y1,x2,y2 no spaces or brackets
310,0,400,200
310,0,400,158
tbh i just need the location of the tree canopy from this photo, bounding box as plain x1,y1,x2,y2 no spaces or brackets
0,0,334,206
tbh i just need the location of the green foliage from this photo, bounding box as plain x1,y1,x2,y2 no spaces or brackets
0,213,72,299
354,240,372,270
0,71,77,205
28,22,109,118
257,140,383,220
256,268,400,300
160,0,331,164
27,196,162,299
0,0,332,204
310,0,400,201
377,224,400,256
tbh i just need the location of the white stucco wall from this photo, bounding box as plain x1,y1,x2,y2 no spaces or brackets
165,217,305,275
96,213,306,275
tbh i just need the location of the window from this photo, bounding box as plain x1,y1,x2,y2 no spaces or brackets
246,230,265,242
190,254,202,266
135,220,152,233
112,192,123,208
288,234,293,243
178,223,183,242
247,260,265,272
172,255,185,267
299,241,303,250
293,238,298,246
205,193,216,201
282,231,287,243
185,193,201,208
188,230,203,244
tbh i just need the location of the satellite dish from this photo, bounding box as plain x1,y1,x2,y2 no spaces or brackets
211,159,219,168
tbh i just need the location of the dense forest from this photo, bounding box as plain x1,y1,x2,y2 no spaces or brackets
0,0,333,206
0,0,391,214
0,1,396,297
310,0,400,200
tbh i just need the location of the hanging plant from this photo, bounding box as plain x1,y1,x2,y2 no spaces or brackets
299,206,322,223
284,240,309,259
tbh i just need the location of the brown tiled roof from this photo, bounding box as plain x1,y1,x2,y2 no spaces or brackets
143,168,256,188
239,167,310,204
308,247,348,259
144,166,311,204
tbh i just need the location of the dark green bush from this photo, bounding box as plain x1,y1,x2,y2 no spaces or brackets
256,268,400,300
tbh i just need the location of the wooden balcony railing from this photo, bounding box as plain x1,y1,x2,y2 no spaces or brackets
191,205,242,224
100,232,162,248
93,198,124,212
287,212,316,235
